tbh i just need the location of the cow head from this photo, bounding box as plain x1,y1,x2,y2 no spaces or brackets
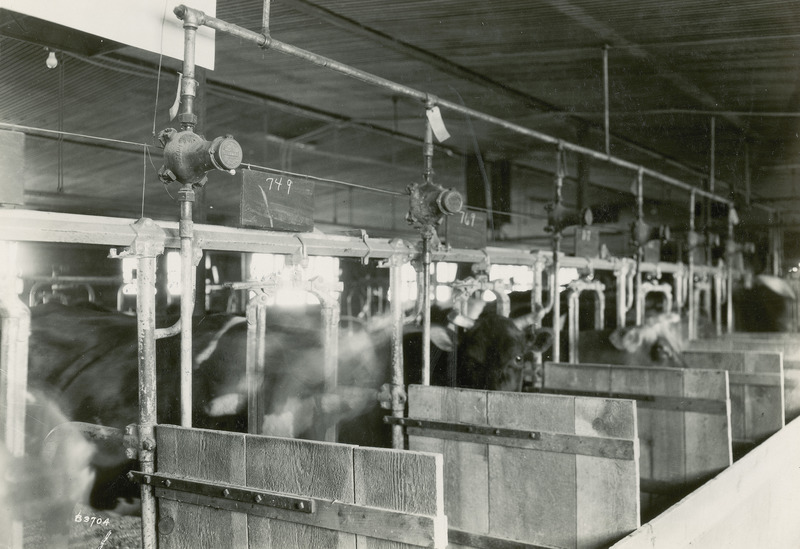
429,312,553,392
609,312,686,366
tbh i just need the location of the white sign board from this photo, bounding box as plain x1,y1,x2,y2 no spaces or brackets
4,0,216,69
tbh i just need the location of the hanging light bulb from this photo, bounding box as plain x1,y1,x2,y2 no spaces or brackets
45,50,58,69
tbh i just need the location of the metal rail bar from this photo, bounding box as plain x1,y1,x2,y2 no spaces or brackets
174,5,733,208
0,210,729,276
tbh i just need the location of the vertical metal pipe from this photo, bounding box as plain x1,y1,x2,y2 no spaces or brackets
688,191,697,340
603,45,610,156
706,117,716,265
261,0,271,37
744,142,751,206
136,253,158,549
615,260,628,328
710,117,716,194
423,103,434,185
420,106,435,386
714,268,723,336
726,217,735,334
568,289,578,363
178,10,199,132
551,145,564,362
0,241,29,549
179,187,195,428
321,297,340,443
552,237,561,362
246,293,268,434
421,230,433,385
635,169,644,325
389,257,405,449
595,288,605,330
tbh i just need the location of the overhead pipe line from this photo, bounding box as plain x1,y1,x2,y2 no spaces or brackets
173,5,734,209
273,0,757,203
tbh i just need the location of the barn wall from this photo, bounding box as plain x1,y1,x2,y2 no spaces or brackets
611,415,800,549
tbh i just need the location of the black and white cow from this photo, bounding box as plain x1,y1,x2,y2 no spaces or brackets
17,302,384,512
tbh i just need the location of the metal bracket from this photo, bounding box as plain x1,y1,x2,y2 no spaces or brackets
128,471,314,513
386,416,540,440
123,423,140,460
359,229,373,265
386,416,634,460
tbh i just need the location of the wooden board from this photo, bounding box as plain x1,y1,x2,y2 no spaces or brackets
785,360,800,422
689,336,800,361
408,386,489,539
690,337,800,420
155,426,446,548
611,416,800,549
408,385,639,549
682,351,784,446
353,447,446,549
156,427,249,549
543,362,732,520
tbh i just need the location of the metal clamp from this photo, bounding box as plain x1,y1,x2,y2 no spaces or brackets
292,234,309,267
359,229,373,265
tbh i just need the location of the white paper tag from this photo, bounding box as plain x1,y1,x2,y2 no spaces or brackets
426,106,451,142
169,73,183,121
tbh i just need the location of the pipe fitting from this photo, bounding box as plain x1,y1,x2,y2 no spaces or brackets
545,203,592,234
406,181,463,229
158,129,243,187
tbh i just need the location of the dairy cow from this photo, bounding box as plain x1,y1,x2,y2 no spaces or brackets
19,302,383,511
733,274,797,332
556,312,688,367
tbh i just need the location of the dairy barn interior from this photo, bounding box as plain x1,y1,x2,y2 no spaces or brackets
2,1,800,548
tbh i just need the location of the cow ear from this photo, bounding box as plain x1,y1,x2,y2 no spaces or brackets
430,326,455,352
529,328,554,354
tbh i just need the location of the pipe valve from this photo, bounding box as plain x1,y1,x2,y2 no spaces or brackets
631,220,670,247
158,129,243,187
545,203,592,234
406,181,463,229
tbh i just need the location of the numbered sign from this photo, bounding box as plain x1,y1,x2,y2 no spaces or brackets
443,210,487,249
574,226,600,258
239,169,315,232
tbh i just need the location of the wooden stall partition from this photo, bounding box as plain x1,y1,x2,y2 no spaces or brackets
407,385,640,549
689,338,800,420
543,363,732,521
689,335,800,361
610,416,800,549
681,350,784,450
154,425,447,548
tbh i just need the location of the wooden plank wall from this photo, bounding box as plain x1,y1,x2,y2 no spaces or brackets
682,350,784,447
689,336,800,420
155,425,447,548
543,363,732,520
611,415,800,549
407,384,640,549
